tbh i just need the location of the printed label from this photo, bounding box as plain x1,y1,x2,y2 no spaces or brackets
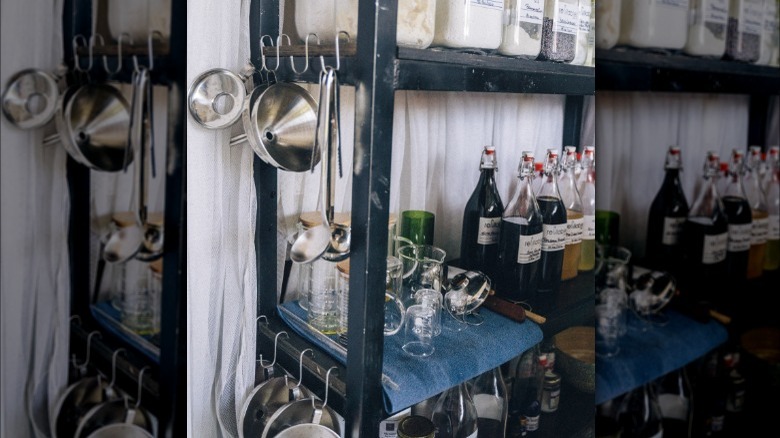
471,0,505,11
566,217,584,244
765,1,779,33
477,217,502,245
751,217,769,244
662,216,687,245
702,232,728,264
584,214,596,240
740,1,763,35
379,420,398,438
518,0,544,24
655,0,690,9
658,394,690,421
769,215,780,240
542,223,567,251
728,223,752,252
518,232,543,264
554,2,579,35
704,0,729,25
465,430,478,438
579,3,592,32
711,415,725,432
524,414,540,431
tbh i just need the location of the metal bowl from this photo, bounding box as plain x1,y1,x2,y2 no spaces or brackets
238,375,312,438
85,423,154,438
59,83,131,172
74,399,153,438
275,423,340,438
1,69,59,129
51,376,115,438
554,326,596,394
261,398,341,438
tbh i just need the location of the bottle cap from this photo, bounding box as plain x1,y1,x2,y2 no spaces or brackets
480,145,498,170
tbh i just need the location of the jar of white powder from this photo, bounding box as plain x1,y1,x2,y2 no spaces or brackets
618,0,690,51
570,0,591,64
294,0,339,42
724,0,763,62
432,0,505,51
595,0,621,49
585,0,595,65
757,0,779,65
498,0,544,58
684,0,729,57
539,0,579,62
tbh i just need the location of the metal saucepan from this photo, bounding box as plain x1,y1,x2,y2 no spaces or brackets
275,423,340,438
74,398,154,438
85,423,154,438
238,374,313,438
51,375,117,438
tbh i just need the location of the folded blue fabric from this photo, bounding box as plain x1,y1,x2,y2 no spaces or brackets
278,300,543,414
91,301,161,363
595,309,728,404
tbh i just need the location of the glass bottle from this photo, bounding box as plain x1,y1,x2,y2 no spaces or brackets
431,382,479,438
764,149,780,271
578,147,596,271
461,146,505,281
498,0,544,59
498,151,543,302
684,0,729,57
472,367,509,437
721,149,752,284
762,146,780,194
508,346,546,437
559,146,583,280
724,0,763,62
683,152,729,301
646,146,690,273
656,368,693,437
723,351,746,433
743,146,768,279
757,0,777,65
535,149,567,295
693,351,728,437
619,384,664,438
539,0,579,62
570,0,592,65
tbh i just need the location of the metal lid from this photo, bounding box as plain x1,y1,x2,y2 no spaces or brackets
336,260,350,275
112,211,163,227
398,415,436,438
544,370,561,386
187,68,246,129
1,69,59,129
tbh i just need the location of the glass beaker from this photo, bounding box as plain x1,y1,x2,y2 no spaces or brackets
397,244,447,306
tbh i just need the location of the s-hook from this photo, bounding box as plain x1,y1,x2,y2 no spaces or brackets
75,330,102,375
294,349,315,390
262,331,289,370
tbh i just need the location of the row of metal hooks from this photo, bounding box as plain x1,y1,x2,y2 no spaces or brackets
258,31,351,75
71,30,165,74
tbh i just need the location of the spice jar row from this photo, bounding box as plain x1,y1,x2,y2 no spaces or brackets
596,0,780,67
290,0,596,66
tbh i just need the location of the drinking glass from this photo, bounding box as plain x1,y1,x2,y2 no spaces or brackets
403,304,436,357
400,210,435,246
596,303,622,358
397,244,446,305
414,288,442,337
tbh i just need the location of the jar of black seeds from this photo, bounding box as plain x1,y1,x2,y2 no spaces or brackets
539,0,579,62
724,0,763,62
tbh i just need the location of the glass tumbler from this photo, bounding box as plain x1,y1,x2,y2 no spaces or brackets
403,304,436,357
414,288,442,337
307,258,340,334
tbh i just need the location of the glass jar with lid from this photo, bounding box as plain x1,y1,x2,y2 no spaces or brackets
570,0,592,65
684,0,729,57
724,0,763,62
432,0,504,51
539,0,579,62
585,0,595,66
595,0,621,49
295,211,351,311
618,0,690,51
294,0,437,49
757,0,779,65
498,0,544,58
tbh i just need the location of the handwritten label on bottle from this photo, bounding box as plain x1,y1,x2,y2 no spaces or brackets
519,0,544,24
579,2,592,33
739,1,763,35
655,0,690,9
554,2,579,35
727,223,752,252
477,217,502,245
584,214,596,240
525,414,540,431
518,232,543,264
704,0,729,25
542,223,567,251
702,232,728,264
379,420,398,438
662,216,686,245
566,217,584,244
769,215,780,240
751,216,769,244
471,0,505,11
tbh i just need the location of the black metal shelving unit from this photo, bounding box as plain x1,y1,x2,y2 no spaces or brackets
62,1,186,436
251,1,594,436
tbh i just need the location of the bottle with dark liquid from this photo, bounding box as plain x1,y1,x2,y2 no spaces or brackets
578,146,596,272
683,152,729,301
723,351,746,435
508,346,546,437
559,146,584,280
431,382,479,438
460,146,505,280
765,150,780,272
721,149,752,285
619,384,664,438
472,367,509,437
498,151,543,302
743,146,768,279
535,149,567,295
646,146,689,272
693,351,728,437
656,367,693,437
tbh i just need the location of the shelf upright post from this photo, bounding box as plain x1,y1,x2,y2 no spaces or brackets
345,0,399,436
562,95,585,149
748,94,769,148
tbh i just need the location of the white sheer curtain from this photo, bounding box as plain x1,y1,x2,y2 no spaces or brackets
1,1,69,437
594,91,780,261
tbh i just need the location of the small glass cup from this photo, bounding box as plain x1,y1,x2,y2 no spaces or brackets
400,210,435,246
403,304,435,357
307,259,340,335
595,303,622,358
414,288,442,337
397,244,446,304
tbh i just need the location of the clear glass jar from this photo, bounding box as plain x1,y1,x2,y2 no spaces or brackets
149,260,162,335
571,0,592,64
296,211,351,311
618,0,690,51
539,0,580,62
595,0,621,49
294,0,437,49
757,0,779,65
725,0,763,62
121,260,157,336
498,0,544,58
306,257,340,334
107,0,171,41
684,0,729,57
585,0,595,66
432,0,504,51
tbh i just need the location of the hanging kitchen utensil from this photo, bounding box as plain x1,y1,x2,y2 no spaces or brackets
85,423,154,438
1,68,61,129
187,67,248,129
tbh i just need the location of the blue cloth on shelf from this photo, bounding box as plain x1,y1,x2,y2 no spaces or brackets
91,301,161,363
595,309,728,404
278,300,543,414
